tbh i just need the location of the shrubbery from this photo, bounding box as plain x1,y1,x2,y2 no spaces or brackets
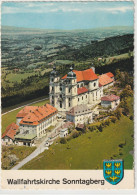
129,115,133,120
110,116,117,123
60,137,67,144
72,130,81,138
114,108,122,120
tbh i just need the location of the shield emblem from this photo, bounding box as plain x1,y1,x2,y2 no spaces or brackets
103,159,124,185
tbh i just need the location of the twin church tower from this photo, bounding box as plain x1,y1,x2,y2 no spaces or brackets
49,65,103,112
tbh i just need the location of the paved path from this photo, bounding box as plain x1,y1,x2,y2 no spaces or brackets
11,121,64,170
2,97,48,116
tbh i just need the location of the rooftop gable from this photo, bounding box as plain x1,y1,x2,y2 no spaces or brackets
62,68,98,82
77,87,88,95
2,123,19,140
101,94,120,102
106,72,114,78
19,104,57,126
99,74,114,87
67,104,91,116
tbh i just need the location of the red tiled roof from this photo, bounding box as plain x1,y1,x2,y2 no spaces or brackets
19,104,57,126
76,123,85,129
101,94,120,102
16,106,38,118
99,74,114,87
2,123,19,140
77,87,88,95
106,72,114,78
62,68,98,82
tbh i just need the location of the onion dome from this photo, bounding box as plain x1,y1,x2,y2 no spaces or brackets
50,66,58,76
67,66,76,79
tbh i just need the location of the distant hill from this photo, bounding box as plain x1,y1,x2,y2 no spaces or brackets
58,34,134,60
1,25,133,35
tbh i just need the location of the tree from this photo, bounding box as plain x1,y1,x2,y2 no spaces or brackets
98,124,103,132
60,137,67,144
8,154,19,167
110,116,117,123
72,130,80,138
123,106,130,116
115,69,121,80
114,109,122,120
129,115,133,120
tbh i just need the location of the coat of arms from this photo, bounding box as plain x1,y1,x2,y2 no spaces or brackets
103,159,124,185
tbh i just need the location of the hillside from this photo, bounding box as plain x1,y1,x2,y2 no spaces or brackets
58,34,134,60
20,98,133,170
1,32,134,108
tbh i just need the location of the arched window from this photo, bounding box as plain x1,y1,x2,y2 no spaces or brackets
94,82,96,87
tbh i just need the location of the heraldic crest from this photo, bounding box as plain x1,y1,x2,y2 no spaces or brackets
103,159,124,185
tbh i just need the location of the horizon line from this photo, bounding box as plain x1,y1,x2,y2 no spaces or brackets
1,25,134,31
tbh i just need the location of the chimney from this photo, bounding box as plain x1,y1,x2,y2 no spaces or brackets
91,62,95,73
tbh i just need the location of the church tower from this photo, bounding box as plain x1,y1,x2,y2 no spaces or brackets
49,66,60,108
64,66,77,110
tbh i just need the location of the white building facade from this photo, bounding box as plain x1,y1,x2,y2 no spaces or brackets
49,66,104,112
66,104,93,125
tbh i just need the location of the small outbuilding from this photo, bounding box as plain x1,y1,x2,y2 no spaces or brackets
60,128,68,138
2,123,19,145
101,94,120,109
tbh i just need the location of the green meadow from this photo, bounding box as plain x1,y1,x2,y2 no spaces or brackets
20,115,133,170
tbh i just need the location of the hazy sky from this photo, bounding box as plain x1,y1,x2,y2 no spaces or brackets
1,1,134,30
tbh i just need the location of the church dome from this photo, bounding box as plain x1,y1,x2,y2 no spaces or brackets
50,66,58,76
67,66,76,78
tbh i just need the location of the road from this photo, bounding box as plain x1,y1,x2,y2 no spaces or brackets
2,97,49,116
11,121,64,170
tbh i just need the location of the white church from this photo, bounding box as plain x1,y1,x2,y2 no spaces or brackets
49,65,114,112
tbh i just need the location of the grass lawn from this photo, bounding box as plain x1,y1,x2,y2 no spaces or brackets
1,99,49,134
6,72,37,83
20,114,134,170
2,146,36,170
